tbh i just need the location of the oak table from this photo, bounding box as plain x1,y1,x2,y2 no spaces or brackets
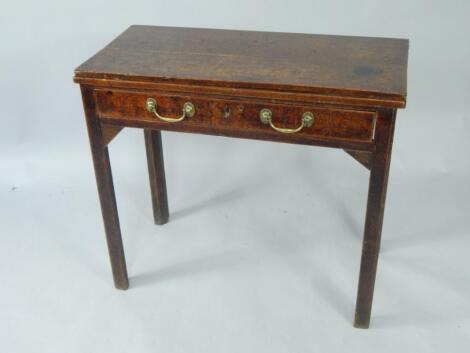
74,25,408,328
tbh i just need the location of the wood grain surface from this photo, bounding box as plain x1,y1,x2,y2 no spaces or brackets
75,25,408,107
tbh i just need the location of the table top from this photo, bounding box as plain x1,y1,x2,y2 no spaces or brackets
75,25,408,105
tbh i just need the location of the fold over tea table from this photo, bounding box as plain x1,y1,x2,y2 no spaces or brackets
74,25,408,328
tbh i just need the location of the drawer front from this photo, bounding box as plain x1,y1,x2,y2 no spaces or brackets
95,90,376,145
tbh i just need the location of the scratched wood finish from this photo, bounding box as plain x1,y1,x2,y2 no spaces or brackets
75,25,408,107
75,25,408,329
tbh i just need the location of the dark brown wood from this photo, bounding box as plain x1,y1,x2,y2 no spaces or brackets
354,109,396,328
100,116,375,152
75,77,405,109
94,89,377,150
344,149,372,170
75,26,408,107
101,124,123,146
80,85,129,290
144,129,169,225
74,25,408,328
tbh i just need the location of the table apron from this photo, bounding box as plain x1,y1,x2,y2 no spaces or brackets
99,116,375,152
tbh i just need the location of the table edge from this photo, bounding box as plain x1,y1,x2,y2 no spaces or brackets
73,74,406,109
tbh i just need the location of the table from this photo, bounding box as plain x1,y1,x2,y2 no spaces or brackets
74,25,408,328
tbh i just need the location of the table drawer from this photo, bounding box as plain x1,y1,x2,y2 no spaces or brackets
95,90,377,144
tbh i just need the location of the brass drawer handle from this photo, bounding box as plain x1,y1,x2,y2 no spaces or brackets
146,98,195,122
259,108,314,133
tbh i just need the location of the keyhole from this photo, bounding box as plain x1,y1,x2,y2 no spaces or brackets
223,106,231,119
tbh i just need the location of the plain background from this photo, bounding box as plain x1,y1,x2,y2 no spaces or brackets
1,0,469,352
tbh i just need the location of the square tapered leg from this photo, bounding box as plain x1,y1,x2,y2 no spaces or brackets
81,86,129,290
354,109,396,328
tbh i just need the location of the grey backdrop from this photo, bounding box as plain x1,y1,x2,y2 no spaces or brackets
1,1,469,352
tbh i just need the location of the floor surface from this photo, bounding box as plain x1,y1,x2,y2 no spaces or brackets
1,128,469,353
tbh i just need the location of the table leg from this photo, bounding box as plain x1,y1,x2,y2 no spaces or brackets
354,109,396,328
144,129,169,225
81,86,129,290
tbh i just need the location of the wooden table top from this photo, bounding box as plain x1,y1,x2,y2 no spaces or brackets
75,25,408,105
